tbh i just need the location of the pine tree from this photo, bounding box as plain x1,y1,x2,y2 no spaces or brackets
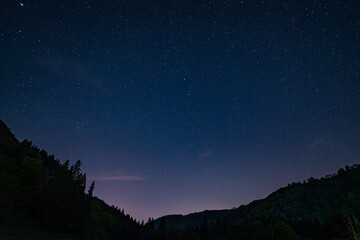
88,181,95,197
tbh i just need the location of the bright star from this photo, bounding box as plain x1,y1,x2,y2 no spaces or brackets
19,3,24,7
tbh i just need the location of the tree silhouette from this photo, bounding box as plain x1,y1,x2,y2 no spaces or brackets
88,181,95,197
158,216,166,231
199,215,209,239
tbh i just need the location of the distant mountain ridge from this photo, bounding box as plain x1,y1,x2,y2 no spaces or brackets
155,209,232,229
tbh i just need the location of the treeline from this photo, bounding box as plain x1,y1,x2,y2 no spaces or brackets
1,119,359,240
142,216,304,240
156,164,360,240
0,120,140,239
148,211,359,240
231,163,360,239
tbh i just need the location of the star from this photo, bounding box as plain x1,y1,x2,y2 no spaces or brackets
19,3,24,7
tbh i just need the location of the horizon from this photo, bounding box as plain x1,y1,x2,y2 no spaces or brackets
1,0,359,222
3,121,357,221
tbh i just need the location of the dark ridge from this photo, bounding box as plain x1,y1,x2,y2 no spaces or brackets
1,119,359,240
155,164,360,239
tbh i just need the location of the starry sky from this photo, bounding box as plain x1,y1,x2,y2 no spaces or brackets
1,0,360,221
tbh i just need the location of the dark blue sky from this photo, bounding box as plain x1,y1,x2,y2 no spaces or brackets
1,0,360,220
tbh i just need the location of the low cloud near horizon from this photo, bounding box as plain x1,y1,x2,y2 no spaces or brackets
97,175,144,181
91,170,144,181
198,150,213,158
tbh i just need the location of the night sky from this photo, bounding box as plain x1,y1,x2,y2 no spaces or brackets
1,0,360,221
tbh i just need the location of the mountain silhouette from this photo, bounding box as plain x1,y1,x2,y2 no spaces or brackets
0,119,359,239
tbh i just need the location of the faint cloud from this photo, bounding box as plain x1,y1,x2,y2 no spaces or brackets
94,170,144,181
277,76,287,84
199,150,213,158
97,175,144,181
310,138,324,148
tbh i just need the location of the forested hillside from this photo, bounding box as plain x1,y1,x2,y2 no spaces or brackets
1,119,359,240
0,120,140,239
156,164,360,239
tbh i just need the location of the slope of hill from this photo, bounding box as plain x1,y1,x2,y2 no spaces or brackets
0,120,141,239
0,120,18,154
156,165,360,239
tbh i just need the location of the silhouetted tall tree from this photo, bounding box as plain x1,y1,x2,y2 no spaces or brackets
88,181,95,197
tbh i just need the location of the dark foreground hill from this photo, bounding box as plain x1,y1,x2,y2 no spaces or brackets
0,119,359,240
0,120,141,239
